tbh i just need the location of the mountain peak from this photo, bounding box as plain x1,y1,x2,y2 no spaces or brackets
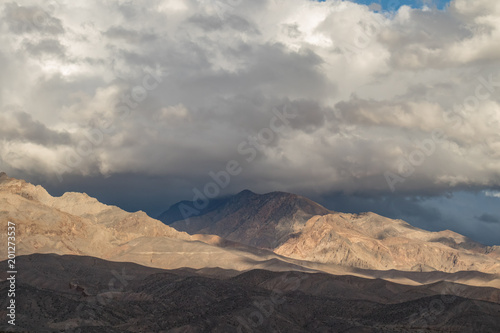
236,189,256,196
168,189,332,248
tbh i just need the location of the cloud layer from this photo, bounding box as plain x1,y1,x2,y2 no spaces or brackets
1,0,500,200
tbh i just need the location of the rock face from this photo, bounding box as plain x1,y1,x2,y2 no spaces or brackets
167,189,331,248
274,212,500,273
166,189,500,274
0,173,186,254
0,173,310,272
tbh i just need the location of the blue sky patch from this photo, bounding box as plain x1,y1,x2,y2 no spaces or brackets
337,0,452,11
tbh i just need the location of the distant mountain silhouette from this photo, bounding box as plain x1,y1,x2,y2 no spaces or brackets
166,189,331,248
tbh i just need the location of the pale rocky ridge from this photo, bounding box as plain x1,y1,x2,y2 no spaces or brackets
0,173,312,272
275,212,500,274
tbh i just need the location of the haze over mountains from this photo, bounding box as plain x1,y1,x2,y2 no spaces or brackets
2,173,500,331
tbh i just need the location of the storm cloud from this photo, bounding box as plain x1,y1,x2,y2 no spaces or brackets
0,0,499,243
476,213,500,224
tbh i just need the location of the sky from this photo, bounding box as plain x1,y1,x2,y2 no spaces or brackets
350,0,451,11
0,0,499,245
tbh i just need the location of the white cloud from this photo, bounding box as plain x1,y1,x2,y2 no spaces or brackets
485,191,500,198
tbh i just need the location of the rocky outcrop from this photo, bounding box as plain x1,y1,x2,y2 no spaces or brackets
275,212,500,273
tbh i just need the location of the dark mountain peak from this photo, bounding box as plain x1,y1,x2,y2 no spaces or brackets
263,190,295,200
167,189,332,248
234,189,321,208
232,189,259,202
158,189,301,225
233,189,297,203
225,190,330,219
236,189,256,196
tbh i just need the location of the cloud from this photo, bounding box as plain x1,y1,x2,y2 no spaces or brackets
2,2,65,35
0,0,499,200
0,108,72,146
23,38,66,57
484,191,500,198
103,26,158,43
476,213,500,224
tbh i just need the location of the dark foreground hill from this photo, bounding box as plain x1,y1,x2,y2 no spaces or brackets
1,254,499,332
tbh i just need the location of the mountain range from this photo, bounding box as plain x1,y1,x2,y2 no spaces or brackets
161,189,500,274
1,172,500,332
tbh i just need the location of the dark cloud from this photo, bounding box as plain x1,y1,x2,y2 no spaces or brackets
0,0,499,245
0,109,72,146
476,213,500,224
23,38,66,57
187,14,257,33
1,0,498,195
381,7,471,68
103,26,158,43
3,2,64,35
